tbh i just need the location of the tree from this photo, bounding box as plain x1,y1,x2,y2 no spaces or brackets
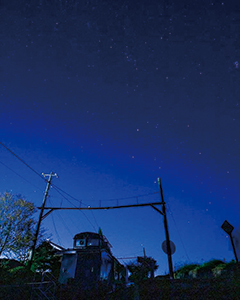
0,192,37,261
127,256,158,300
174,263,199,279
127,256,158,284
30,241,61,277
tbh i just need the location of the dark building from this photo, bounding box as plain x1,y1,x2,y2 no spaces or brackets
59,232,126,291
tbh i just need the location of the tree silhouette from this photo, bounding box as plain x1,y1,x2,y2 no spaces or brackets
30,240,61,278
0,192,36,261
127,256,158,284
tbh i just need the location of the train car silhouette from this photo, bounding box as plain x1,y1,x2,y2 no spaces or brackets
59,232,126,292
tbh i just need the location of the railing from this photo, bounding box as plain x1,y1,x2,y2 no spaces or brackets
30,271,58,300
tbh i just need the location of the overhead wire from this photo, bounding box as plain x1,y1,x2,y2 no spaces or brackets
0,142,85,205
56,211,74,239
97,192,160,202
0,141,160,233
1,140,160,206
78,209,97,232
0,141,48,183
166,202,191,261
0,141,97,230
50,184,97,232
50,183,88,206
48,199,74,240
90,209,99,230
0,159,43,192
48,193,96,235
1,141,170,261
66,209,86,235
49,198,62,246
50,185,81,208
51,183,160,206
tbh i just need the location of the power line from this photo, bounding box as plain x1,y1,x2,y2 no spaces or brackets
79,209,97,232
0,141,160,208
49,181,160,209
90,210,99,229
0,160,43,192
51,185,82,208
51,183,87,205
0,147,84,206
167,202,191,261
0,142,75,203
50,185,97,232
49,199,62,246
0,141,47,183
97,192,160,202
55,211,74,239
40,202,164,211
51,183,159,206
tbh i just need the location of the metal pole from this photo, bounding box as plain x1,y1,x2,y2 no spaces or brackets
229,233,239,263
221,220,239,263
158,177,174,279
28,172,55,270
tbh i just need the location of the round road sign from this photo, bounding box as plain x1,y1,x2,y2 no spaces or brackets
162,240,176,255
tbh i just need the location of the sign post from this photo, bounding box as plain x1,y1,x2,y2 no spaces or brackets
221,220,238,263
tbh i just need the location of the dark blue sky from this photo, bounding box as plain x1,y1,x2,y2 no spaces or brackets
1,0,240,274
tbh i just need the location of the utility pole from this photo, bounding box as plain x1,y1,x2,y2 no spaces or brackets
158,177,174,279
28,172,57,270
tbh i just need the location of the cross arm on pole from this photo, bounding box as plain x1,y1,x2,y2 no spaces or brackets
157,177,174,279
37,201,165,212
42,209,54,220
150,204,164,215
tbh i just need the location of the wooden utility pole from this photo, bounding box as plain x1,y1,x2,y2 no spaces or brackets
158,177,174,279
28,172,57,270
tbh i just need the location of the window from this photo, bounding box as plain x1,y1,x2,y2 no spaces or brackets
76,239,86,247
87,238,99,246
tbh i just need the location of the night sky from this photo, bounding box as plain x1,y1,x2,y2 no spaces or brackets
1,0,240,275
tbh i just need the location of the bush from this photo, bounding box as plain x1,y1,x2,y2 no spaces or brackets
175,263,199,279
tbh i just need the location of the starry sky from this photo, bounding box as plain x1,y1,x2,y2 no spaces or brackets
1,0,240,275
